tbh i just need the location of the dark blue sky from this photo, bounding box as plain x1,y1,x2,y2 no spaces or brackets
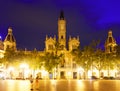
0,0,120,50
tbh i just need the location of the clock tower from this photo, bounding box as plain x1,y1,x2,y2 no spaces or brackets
58,11,66,50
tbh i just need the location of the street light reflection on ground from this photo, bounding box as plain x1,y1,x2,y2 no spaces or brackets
1,80,120,91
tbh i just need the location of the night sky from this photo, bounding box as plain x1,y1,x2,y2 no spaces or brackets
0,0,120,50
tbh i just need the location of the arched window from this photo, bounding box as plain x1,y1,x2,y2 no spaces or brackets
61,35,63,39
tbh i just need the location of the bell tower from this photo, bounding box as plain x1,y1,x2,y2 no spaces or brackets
58,11,66,50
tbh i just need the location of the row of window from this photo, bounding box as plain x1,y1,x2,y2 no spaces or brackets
48,44,78,50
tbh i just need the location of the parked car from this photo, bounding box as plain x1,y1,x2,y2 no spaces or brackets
102,76,115,80
90,76,98,80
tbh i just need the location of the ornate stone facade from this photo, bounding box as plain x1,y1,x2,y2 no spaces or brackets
45,11,80,52
0,11,118,79
3,27,16,51
105,30,117,53
44,11,80,79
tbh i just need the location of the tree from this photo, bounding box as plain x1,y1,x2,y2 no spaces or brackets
72,45,94,79
42,41,64,79
104,53,117,77
71,40,101,79
3,48,17,68
43,52,59,72
93,48,104,78
71,46,82,64
82,45,94,79
23,48,44,77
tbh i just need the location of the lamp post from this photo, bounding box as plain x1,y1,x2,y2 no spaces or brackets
78,67,84,79
20,63,29,80
8,67,14,79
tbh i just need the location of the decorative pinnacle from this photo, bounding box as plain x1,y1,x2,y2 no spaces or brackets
60,10,64,20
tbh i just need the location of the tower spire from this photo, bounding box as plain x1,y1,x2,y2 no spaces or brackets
58,11,66,50
59,10,64,20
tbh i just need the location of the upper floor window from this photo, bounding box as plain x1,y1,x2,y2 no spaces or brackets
7,45,10,49
73,63,77,68
60,45,64,50
61,36,63,39
72,45,77,50
109,37,112,43
109,46,112,52
48,45,54,50
60,59,65,68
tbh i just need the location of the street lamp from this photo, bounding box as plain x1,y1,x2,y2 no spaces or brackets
67,71,71,79
8,67,14,79
20,63,29,79
78,67,84,79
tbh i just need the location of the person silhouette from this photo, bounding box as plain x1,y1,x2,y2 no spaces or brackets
35,75,39,90
29,75,33,90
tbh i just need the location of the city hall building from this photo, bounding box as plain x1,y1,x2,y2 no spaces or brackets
0,11,118,79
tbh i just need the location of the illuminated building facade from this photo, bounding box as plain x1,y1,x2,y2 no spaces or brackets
45,11,80,79
0,11,118,79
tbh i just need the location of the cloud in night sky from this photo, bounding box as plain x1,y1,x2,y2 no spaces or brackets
0,0,120,50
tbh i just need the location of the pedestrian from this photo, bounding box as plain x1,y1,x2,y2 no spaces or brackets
29,75,33,90
35,75,39,90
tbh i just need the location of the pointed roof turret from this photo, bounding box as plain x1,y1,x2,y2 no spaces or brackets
106,30,115,43
4,27,16,42
59,10,64,20
105,29,117,53
4,27,17,51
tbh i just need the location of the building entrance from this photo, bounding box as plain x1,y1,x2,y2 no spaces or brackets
73,72,77,79
60,71,65,79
